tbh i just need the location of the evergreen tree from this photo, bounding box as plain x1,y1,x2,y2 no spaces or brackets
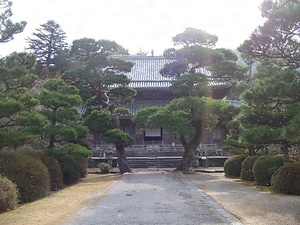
238,0,300,68
38,79,89,148
63,38,134,173
0,52,46,149
0,0,26,43
26,20,68,74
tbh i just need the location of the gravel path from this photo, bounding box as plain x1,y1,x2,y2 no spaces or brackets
62,170,241,225
187,172,300,225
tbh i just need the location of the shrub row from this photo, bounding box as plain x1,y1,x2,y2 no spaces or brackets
0,143,91,212
224,155,300,195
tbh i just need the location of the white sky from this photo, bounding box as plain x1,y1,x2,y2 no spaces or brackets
1,0,266,56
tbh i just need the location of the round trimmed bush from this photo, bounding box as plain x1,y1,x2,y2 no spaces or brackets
0,151,51,203
224,155,245,177
21,150,64,191
240,156,260,181
98,162,110,174
0,175,19,213
253,155,285,186
271,162,300,195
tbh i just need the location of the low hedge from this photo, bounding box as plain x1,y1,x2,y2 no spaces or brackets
46,149,84,185
224,155,245,177
21,150,64,191
57,144,91,178
253,155,285,186
0,175,19,213
0,151,51,203
240,156,260,181
271,162,300,195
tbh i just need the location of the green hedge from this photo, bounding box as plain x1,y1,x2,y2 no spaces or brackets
224,155,245,177
0,151,51,203
21,150,64,191
271,162,300,195
0,175,19,213
46,149,84,185
253,155,285,186
240,156,260,181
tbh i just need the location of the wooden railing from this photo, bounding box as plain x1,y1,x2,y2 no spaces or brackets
91,143,223,158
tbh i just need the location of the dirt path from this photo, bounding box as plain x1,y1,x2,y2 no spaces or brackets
187,172,300,225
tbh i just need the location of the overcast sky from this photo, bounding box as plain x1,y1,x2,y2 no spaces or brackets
1,0,266,56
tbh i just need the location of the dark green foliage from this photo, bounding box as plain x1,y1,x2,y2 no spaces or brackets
83,109,113,133
0,53,46,150
58,143,91,177
253,155,285,186
72,155,88,178
224,155,245,177
271,162,300,195
104,129,133,147
0,0,27,43
46,149,84,185
38,79,87,148
240,156,260,181
58,143,91,158
0,175,19,213
0,151,50,203
21,150,64,191
26,20,67,69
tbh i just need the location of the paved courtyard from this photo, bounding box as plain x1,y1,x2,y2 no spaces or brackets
62,170,241,225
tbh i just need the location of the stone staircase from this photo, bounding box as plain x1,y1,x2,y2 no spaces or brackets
126,157,182,168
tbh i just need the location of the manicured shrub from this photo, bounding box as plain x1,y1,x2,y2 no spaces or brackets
0,151,51,203
46,149,83,185
271,162,300,195
253,155,285,186
0,175,19,213
224,155,245,177
21,150,64,191
98,163,110,174
58,144,91,178
240,156,260,181
58,143,91,158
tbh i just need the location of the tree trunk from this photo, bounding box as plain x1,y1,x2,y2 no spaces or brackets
176,127,202,172
281,141,289,161
115,144,132,174
48,135,55,148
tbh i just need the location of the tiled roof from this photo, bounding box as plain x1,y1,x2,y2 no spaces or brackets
115,55,226,89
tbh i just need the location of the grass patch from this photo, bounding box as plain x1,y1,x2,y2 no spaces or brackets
0,173,118,225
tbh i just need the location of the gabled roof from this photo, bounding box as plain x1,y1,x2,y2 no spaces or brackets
116,55,225,89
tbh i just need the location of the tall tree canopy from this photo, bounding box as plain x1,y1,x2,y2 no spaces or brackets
26,20,68,72
133,97,237,172
0,0,26,43
0,52,46,149
238,0,300,68
233,66,300,157
162,28,247,85
38,78,88,148
63,38,135,173
226,0,300,157
63,38,135,111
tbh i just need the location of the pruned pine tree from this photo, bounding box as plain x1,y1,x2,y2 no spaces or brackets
238,0,300,68
38,79,89,148
0,52,47,149
0,0,26,43
63,38,135,173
